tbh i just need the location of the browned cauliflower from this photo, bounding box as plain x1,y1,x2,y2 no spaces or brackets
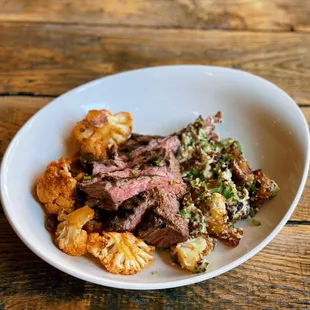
87,232,154,275
72,109,133,159
55,206,94,256
251,169,280,211
172,235,214,273
36,158,77,221
205,193,243,247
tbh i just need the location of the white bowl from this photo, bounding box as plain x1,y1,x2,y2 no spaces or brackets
1,66,309,290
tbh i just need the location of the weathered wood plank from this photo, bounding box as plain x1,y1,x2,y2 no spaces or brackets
0,97,309,221
0,215,309,309
0,0,310,31
1,23,310,103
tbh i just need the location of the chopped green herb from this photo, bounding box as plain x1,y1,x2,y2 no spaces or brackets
210,187,220,194
188,168,204,180
130,169,136,176
222,154,235,162
153,157,161,166
123,151,132,159
214,142,223,149
216,177,223,187
178,208,191,219
170,180,176,185
83,175,92,180
194,119,205,127
248,216,261,226
246,182,257,192
235,141,243,154
223,186,233,200
198,129,207,139
151,271,158,275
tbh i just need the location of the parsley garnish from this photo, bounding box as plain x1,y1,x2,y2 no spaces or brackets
247,182,257,192
83,175,92,180
210,187,221,194
248,216,261,226
210,180,233,200
222,154,235,162
188,168,204,180
153,157,161,166
235,141,243,154
223,186,233,199
194,119,205,127
123,151,132,159
198,129,207,140
130,169,136,176
178,208,191,219
151,271,158,275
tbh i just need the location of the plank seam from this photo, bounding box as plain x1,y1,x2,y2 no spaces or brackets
0,20,310,33
0,92,57,98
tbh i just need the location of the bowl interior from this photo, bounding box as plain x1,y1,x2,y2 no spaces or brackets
1,66,308,289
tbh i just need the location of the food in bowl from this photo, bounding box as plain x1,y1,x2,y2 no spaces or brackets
36,109,279,275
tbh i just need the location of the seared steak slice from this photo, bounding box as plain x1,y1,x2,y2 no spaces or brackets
137,189,189,248
119,133,164,152
131,135,180,157
92,147,128,175
98,148,182,180
138,214,189,248
80,148,185,211
80,175,185,211
92,136,180,175
104,193,154,232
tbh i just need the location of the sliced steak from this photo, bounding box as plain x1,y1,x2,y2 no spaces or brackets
119,133,164,152
131,135,180,158
80,175,185,211
99,148,182,180
92,147,128,175
104,193,154,232
92,135,180,175
80,148,185,211
137,189,189,248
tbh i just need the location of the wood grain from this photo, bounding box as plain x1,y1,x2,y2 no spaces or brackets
0,96,309,222
1,23,310,102
0,0,310,31
0,215,309,309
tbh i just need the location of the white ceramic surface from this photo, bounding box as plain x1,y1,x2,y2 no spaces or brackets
1,66,309,290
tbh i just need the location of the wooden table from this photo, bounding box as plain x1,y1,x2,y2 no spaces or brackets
1,1,310,309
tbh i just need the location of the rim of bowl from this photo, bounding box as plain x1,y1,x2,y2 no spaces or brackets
1,65,309,290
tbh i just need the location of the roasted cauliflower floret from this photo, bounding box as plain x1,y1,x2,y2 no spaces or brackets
228,141,254,184
36,158,77,221
55,206,94,256
87,232,154,275
172,235,213,273
72,109,133,159
205,193,243,247
250,169,280,212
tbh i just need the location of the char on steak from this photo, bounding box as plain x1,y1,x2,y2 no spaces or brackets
92,135,180,175
104,193,153,232
137,189,189,248
119,133,164,152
